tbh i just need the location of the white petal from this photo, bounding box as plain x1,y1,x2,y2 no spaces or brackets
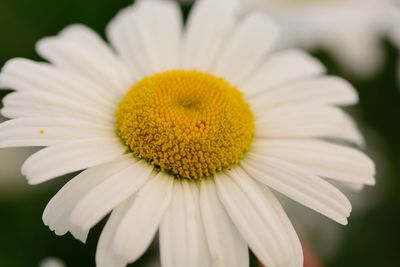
106,0,182,76
132,0,182,71
199,180,249,267
0,58,118,109
255,105,364,145
36,26,133,97
2,91,114,124
22,138,126,184
242,155,352,224
239,49,325,96
259,185,303,267
248,76,358,112
212,12,278,84
182,0,239,71
160,181,211,267
106,6,151,76
252,139,375,185
0,117,114,148
43,155,134,241
59,24,133,86
113,172,174,262
96,200,131,267
215,168,302,267
69,160,154,238
338,114,365,147
159,182,186,267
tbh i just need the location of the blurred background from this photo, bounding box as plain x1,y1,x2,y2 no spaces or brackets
0,0,399,266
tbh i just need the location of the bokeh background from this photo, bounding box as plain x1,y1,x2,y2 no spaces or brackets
0,0,399,266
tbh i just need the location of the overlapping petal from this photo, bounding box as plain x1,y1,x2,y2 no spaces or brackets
107,0,182,76
160,181,211,267
216,169,303,267
0,1,376,267
22,138,126,184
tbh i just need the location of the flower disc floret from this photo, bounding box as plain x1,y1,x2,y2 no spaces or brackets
116,70,255,180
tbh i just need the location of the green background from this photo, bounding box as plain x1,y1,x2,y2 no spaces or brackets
0,0,399,266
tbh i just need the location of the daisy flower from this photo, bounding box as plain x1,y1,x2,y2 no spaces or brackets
0,0,375,266
243,0,395,78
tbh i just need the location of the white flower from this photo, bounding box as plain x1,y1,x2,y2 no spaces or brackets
39,258,66,267
0,0,375,267
243,0,396,78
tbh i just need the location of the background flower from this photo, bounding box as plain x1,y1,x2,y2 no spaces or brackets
39,257,66,267
242,0,397,79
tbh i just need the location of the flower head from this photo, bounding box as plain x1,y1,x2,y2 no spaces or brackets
0,0,375,266
116,70,255,180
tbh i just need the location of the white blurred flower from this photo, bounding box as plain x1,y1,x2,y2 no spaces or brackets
0,0,375,266
243,0,397,78
39,257,66,267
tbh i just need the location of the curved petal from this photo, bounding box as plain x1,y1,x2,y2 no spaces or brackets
241,155,352,224
239,49,325,96
106,6,151,76
57,24,134,87
21,138,126,184
251,139,375,185
2,91,114,124
96,200,131,267
338,114,365,147
0,117,114,148
69,160,154,238
199,180,249,267
113,172,174,263
182,0,239,71
255,105,364,145
0,58,118,109
132,0,182,71
259,185,304,267
43,155,134,241
215,168,302,267
106,0,182,76
160,181,211,267
248,76,358,111
212,12,278,84
36,25,133,97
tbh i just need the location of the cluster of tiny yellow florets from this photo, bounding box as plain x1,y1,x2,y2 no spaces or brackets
116,70,254,180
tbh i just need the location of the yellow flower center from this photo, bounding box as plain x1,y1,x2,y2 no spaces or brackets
116,70,254,180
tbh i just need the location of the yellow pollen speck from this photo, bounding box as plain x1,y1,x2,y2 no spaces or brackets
116,70,255,180
39,130,45,135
